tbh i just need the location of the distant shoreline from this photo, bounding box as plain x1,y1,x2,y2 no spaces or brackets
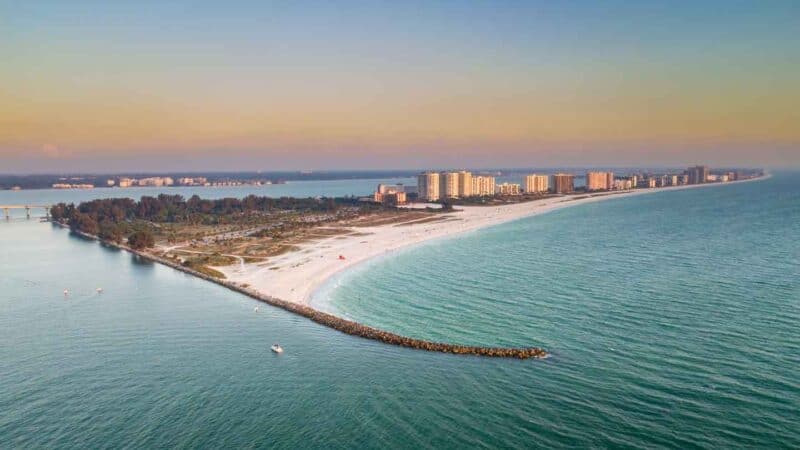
303,174,770,313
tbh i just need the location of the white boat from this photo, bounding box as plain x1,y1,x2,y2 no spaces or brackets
63,289,69,296
270,344,283,354
254,306,259,313
96,288,103,293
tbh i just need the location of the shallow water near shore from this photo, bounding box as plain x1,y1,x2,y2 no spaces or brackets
2,173,799,448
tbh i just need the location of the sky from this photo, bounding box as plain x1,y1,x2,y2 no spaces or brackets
1,0,798,173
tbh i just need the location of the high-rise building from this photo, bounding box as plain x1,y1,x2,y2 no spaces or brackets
457,171,473,197
687,165,710,184
552,173,575,194
586,172,614,191
439,172,460,199
524,174,549,193
471,176,496,196
417,172,440,201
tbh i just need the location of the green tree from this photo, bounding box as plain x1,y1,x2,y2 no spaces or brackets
128,230,155,250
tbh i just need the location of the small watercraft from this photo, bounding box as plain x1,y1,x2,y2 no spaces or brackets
254,306,259,313
270,344,283,354
96,288,103,293
63,289,69,296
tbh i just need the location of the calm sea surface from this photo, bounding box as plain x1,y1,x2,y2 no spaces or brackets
1,174,798,448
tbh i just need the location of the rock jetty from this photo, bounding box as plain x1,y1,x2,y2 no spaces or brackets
57,223,550,360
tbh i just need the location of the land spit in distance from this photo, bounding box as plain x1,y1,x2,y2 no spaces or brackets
49,174,767,359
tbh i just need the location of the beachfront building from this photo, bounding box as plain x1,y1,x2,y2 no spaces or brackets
667,175,678,186
524,174,549,193
687,165,710,184
52,183,95,189
138,177,174,187
118,178,135,188
417,172,441,201
457,171,473,197
178,177,208,186
552,173,575,194
496,183,521,196
613,179,633,190
471,176,496,196
439,172,460,199
374,185,407,205
586,171,614,191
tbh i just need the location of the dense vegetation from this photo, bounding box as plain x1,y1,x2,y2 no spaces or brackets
50,194,384,248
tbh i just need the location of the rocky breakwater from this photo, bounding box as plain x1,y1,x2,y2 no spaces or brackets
55,223,549,360
157,256,550,359
242,294,550,359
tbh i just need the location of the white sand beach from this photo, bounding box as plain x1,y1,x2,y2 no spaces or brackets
213,175,767,310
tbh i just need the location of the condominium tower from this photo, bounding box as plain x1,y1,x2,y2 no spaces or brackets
552,173,575,194
586,171,614,191
471,176,496,196
439,172,460,199
524,174,549,193
417,172,440,201
687,165,710,184
457,171,473,198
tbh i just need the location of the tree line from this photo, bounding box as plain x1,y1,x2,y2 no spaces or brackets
50,194,377,249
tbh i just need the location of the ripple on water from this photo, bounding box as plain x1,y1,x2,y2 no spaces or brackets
1,174,799,448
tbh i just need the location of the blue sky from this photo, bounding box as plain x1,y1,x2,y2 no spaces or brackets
1,0,798,172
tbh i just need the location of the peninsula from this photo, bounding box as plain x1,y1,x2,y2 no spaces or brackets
49,167,765,359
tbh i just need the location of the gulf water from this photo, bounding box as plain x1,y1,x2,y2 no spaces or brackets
2,174,798,448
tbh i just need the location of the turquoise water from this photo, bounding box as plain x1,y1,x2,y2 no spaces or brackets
2,174,798,448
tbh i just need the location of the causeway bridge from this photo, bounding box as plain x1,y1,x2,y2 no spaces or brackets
1,205,51,220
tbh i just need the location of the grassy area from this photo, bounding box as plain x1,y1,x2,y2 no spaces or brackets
348,211,435,227
155,209,440,268
176,253,238,266
191,265,227,279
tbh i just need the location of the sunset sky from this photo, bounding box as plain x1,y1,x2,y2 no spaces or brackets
2,0,798,172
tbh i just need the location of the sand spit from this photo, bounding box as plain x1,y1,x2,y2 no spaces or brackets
56,174,766,360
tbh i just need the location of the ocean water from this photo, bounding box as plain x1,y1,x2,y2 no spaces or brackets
2,173,799,448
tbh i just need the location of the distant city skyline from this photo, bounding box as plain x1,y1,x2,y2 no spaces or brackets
2,1,799,172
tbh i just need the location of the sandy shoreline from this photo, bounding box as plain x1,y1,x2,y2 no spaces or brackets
214,174,769,313
51,174,766,359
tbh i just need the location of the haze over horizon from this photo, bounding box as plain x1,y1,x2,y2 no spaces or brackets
2,1,798,173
